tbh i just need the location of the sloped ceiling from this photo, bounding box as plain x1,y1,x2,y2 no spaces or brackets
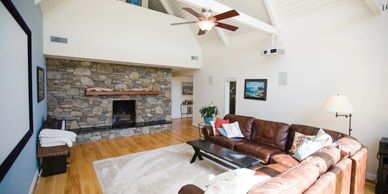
37,0,371,45
35,0,65,14
149,0,349,44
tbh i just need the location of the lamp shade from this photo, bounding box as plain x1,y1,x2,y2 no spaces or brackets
321,94,354,114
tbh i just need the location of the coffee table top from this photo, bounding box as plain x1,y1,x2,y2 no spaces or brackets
187,139,261,169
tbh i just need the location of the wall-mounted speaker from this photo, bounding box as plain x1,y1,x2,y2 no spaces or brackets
208,76,213,86
278,72,288,86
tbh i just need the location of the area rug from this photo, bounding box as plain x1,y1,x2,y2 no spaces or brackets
93,144,227,194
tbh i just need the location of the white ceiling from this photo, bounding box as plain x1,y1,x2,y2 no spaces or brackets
153,0,350,44
161,0,272,44
37,0,370,45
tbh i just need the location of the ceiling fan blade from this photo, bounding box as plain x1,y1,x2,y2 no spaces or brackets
198,30,206,36
214,10,239,21
182,7,201,18
216,22,239,31
170,21,197,25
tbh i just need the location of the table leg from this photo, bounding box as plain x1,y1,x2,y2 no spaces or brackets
190,147,203,163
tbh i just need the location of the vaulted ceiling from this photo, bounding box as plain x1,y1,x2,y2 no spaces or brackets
36,0,381,45
150,0,273,44
148,0,359,45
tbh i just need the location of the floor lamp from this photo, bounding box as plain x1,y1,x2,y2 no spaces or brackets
321,94,354,136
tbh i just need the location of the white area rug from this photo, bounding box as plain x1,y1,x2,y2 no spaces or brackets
93,144,227,194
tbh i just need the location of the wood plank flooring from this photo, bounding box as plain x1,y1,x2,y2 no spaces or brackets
33,118,376,194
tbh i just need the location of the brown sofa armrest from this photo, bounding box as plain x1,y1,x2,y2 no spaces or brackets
178,184,204,194
201,126,214,138
350,147,367,194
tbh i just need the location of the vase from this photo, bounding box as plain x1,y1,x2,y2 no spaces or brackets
204,116,213,125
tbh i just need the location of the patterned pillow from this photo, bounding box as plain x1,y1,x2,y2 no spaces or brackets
289,132,315,154
214,118,229,136
217,128,228,137
222,122,244,138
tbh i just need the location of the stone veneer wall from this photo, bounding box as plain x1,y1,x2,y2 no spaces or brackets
47,58,172,130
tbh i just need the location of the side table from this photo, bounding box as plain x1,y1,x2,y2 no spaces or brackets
197,122,211,139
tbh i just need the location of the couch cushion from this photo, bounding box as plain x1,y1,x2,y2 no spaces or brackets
234,143,283,163
334,136,362,156
248,162,321,194
285,124,346,151
270,154,299,168
254,163,290,177
302,145,341,175
251,119,289,150
303,158,352,194
208,136,247,150
224,114,255,140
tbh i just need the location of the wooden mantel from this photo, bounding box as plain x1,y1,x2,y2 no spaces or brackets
85,90,160,96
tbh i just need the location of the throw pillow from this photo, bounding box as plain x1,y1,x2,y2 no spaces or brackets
292,129,333,161
214,118,229,136
217,128,228,137
289,132,315,154
210,121,216,135
204,168,270,194
222,122,244,138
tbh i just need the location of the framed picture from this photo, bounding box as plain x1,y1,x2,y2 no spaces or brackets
182,82,193,95
126,0,142,6
0,0,33,182
244,79,267,101
37,66,44,103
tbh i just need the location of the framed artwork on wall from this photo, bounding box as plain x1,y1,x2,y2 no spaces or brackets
0,0,33,182
126,0,142,6
244,79,267,101
37,66,44,103
182,82,193,95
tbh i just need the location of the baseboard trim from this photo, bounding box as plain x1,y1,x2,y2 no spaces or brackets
366,172,377,182
28,170,39,194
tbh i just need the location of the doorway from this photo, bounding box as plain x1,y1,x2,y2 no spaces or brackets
229,81,236,114
224,79,237,115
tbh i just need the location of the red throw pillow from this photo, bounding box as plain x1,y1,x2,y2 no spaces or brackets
214,117,229,136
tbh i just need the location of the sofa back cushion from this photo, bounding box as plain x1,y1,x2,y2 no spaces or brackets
285,124,346,151
303,158,352,194
224,114,255,140
301,145,341,175
251,119,290,150
248,162,321,194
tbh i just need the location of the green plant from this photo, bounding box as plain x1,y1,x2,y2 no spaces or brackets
199,105,218,117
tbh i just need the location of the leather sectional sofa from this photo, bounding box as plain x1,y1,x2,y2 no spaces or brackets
179,114,367,194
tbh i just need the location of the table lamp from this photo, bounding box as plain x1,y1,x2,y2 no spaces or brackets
321,94,354,135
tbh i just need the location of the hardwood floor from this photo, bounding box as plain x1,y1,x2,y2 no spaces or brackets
33,118,376,194
33,118,198,194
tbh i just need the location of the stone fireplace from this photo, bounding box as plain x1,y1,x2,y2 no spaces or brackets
46,58,172,142
112,100,136,127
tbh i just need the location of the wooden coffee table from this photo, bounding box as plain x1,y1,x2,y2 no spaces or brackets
187,139,262,169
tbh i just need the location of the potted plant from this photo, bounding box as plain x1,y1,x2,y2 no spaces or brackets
199,105,218,124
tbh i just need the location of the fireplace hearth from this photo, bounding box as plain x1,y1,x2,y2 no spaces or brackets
112,100,136,127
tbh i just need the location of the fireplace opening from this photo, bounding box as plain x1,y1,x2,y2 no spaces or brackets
112,100,136,128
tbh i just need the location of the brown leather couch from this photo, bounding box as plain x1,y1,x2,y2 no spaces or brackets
179,114,367,194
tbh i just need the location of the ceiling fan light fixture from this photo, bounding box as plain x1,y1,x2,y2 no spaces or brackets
197,20,215,31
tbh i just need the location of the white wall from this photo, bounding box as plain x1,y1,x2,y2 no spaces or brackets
193,0,388,178
43,0,201,69
172,76,193,119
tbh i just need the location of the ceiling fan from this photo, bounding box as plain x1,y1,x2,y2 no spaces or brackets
171,8,240,36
